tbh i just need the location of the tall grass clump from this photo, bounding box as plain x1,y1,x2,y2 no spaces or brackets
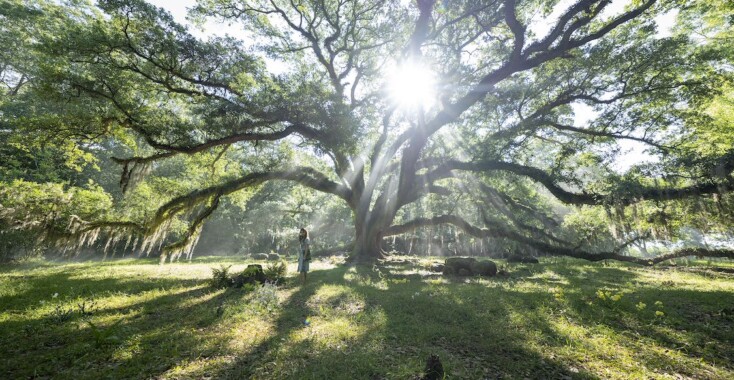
264,260,287,283
209,265,233,289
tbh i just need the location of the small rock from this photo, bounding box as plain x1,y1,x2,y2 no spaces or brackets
251,253,269,260
267,253,281,261
470,260,498,276
429,264,444,273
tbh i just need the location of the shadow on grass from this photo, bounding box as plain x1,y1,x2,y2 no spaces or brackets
206,264,601,379
515,263,734,377
2,259,732,379
0,266,244,379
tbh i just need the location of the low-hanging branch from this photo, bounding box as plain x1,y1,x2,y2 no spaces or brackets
382,214,734,266
422,160,732,206
476,182,559,229
159,193,222,262
52,166,352,258
476,184,566,245
66,217,146,236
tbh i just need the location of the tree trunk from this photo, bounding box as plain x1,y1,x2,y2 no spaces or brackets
352,224,385,262
350,207,391,262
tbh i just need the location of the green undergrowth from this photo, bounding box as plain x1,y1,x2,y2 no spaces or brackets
1,256,733,379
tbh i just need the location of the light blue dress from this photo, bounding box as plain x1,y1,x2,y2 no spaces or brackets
298,237,310,273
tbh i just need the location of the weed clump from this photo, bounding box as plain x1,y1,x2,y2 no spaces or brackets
87,319,124,347
46,295,98,324
264,260,287,283
210,262,287,289
209,265,233,289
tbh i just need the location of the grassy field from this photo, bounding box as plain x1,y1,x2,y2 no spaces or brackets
1,256,733,379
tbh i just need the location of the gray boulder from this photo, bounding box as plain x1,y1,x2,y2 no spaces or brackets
443,257,497,276
471,260,498,276
443,257,477,276
251,253,269,260
267,253,281,261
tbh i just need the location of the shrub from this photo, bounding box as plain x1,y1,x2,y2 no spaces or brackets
210,265,233,289
264,260,287,283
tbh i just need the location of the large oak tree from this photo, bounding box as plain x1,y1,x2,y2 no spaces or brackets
2,0,733,263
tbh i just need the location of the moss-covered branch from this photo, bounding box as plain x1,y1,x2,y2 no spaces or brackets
383,214,734,266
424,160,733,206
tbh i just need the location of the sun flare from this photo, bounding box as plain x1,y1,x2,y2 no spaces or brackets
386,61,437,110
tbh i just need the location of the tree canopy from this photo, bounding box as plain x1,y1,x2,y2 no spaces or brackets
1,0,733,263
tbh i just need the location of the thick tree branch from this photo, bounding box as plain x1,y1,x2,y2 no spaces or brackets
545,121,668,151
151,168,352,230
426,160,732,206
524,0,602,56
503,0,525,61
112,123,312,157
384,214,734,266
406,0,437,56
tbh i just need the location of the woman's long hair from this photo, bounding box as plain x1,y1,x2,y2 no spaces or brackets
299,228,308,242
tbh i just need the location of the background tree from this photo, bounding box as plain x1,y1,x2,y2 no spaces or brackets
1,0,732,263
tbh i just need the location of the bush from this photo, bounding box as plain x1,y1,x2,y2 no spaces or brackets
0,228,44,262
264,260,287,283
209,265,233,289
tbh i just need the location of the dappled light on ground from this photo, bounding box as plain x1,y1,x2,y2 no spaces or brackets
1,256,733,379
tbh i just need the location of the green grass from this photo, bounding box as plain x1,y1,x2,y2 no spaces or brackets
1,256,733,379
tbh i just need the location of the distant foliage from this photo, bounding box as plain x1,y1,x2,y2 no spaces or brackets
0,180,113,259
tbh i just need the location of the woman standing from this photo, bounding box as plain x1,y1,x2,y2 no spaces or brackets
298,228,311,284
